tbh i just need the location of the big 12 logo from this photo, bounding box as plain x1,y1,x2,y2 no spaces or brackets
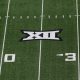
21,29,62,41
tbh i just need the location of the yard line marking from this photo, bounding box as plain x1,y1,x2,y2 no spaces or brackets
74,15,80,16
5,16,10,18
48,15,51,19
69,15,72,18
34,16,37,19
56,54,64,56
75,0,80,80
38,0,44,80
13,16,15,19
0,16,1,20
55,15,58,19
0,0,11,75
20,16,23,19
62,15,64,18
27,16,29,19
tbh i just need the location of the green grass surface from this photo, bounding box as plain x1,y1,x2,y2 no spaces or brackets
0,0,79,80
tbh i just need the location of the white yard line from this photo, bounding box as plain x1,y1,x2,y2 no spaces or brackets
75,0,80,80
38,0,44,80
0,0,11,75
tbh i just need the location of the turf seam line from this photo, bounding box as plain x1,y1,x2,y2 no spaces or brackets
0,0,11,75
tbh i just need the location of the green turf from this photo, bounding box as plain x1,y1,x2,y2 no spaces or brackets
0,0,79,80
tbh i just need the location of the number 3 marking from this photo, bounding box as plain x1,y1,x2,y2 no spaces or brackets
65,53,76,61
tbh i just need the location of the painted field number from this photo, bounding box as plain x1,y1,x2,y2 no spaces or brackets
4,54,15,62
65,53,76,61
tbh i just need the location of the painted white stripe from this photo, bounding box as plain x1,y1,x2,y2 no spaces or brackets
0,0,11,75
0,16,1,20
56,54,64,56
74,15,80,16
75,0,80,80
38,0,44,80
40,0,44,31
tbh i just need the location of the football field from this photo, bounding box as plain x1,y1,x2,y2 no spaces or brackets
0,0,80,80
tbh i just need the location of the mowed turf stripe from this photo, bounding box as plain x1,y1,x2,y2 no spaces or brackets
39,0,78,80
0,0,42,80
